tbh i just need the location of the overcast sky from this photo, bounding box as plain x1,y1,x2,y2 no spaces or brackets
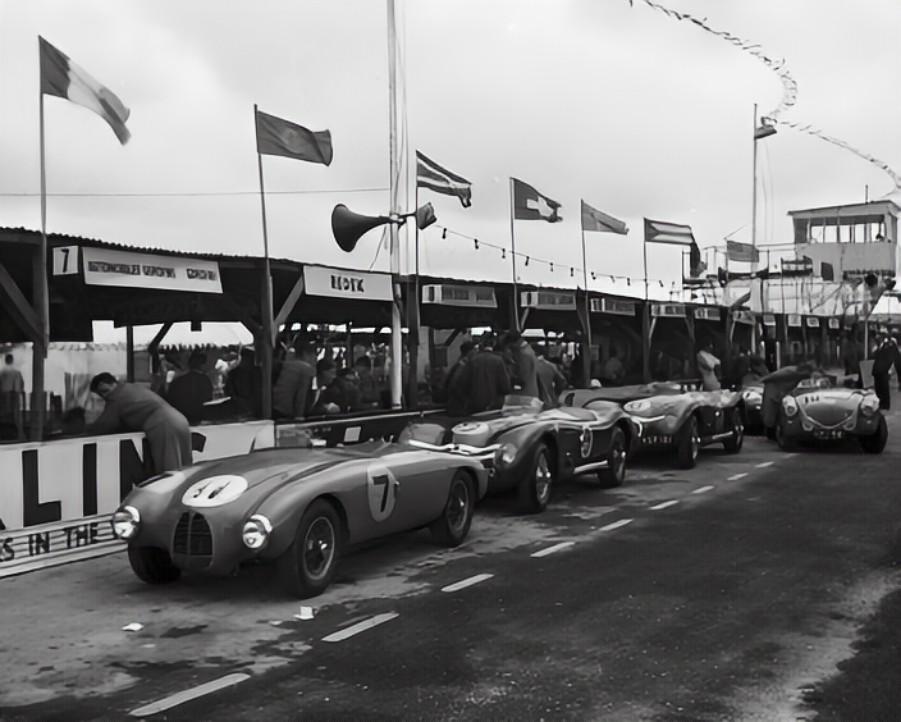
1,0,899,301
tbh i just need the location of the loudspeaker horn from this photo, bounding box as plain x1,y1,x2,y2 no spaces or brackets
331,204,395,253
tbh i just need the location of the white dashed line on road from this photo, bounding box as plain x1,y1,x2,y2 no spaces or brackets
727,473,748,481
692,485,715,494
756,461,775,468
322,612,399,643
650,500,680,511
441,573,494,592
531,541,575,558
129,673,250,717
600,518,634,532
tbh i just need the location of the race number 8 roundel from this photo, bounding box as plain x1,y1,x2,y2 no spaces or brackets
366,463,398,522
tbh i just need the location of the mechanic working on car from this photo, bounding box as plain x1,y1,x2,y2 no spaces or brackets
758,361,816,437
87,372,193,473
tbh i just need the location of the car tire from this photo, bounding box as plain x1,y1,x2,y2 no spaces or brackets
277,500,342,599
429,470,475,546
776,420,798,452
722,407,744,454
859,416,888,454
127,545,181,584
598,427,627,488
518,442,554,514
675,416,700,469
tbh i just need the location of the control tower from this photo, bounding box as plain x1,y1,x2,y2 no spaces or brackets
788,199,899,279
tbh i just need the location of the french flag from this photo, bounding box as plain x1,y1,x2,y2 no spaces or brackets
39,36,131,145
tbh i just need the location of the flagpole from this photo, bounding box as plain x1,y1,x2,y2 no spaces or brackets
254,104,274,420
642,232,651,382
406,182,421,409
33,78,49,440
387,0,404,408
509,177,519,331
580,221,592,386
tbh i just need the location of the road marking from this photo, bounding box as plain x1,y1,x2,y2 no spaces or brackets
600,518,634,532
692,485,715,494
727,473,748,481
531,541,575,558
130,673,250,717
650,500,680,511
756,461,775,468
441,573,494,592
322,612,399,643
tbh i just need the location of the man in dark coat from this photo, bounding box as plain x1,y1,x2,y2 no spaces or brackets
442,341,476,417
871,333,901,410
165,351,213,425
457,337,511,414
87,373,192,473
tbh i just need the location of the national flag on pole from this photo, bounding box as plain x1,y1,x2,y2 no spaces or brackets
581,200,628,234
512,178,561,222
255,109,333,165
726,239,760,263
416,151,472,207
643,218,695,245
39,36,130,144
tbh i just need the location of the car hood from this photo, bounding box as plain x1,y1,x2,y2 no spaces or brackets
795,389,862,425
132,445,383,507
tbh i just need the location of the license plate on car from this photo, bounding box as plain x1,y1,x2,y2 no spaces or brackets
642,435,671,445
814,430,843,440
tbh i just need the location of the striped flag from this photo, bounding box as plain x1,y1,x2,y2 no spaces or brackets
581,200,628,234
726,240,760,263
512,178,561,222
644,218,695,245
39,36,130,144
255,109,333,165
416,152,472,207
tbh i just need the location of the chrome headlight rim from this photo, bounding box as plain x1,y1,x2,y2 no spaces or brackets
241,514,273,550
111,505,141,540
860,396,880,416
782,396,799,417
495,442,519,467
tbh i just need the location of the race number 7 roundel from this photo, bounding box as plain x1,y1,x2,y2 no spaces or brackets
366,463,398,522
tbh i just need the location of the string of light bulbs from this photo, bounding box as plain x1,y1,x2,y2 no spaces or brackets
434,225,679,290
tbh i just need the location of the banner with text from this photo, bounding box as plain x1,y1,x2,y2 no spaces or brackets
82,247,223,293
303,265,393,301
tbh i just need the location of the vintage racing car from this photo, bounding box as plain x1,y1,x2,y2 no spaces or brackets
561,381,745,469
399,396,640,514
772,375,888,453
110,438,488,598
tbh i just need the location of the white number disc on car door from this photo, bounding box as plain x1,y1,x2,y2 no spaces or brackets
366,463,398,522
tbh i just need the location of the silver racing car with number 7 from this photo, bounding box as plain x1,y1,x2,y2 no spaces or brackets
110,439,488,598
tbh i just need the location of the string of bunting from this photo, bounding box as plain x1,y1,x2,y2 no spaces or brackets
435,225,675,289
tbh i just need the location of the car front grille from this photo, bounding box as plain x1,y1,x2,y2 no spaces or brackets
173,512,213,563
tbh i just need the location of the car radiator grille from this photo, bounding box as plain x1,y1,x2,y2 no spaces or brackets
173,512,213,563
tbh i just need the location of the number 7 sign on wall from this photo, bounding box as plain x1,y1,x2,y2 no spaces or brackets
52,246,79,276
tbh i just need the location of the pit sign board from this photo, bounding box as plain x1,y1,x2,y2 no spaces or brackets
81,247,222,293
422,284,496,308
303,265,393,301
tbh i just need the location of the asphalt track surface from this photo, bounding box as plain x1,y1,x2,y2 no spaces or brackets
2,390,900,721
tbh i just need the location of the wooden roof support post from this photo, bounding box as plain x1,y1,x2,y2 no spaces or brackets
576,292,591,385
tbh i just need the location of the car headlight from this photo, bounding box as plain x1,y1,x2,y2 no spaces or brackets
625,399,651,414
494,442,518,467
242,514,272,550
782,396,799,417
860,395,880,416
579,428,593,458
111,506,141,540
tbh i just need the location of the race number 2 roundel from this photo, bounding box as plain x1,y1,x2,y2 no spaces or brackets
366,463,398,522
